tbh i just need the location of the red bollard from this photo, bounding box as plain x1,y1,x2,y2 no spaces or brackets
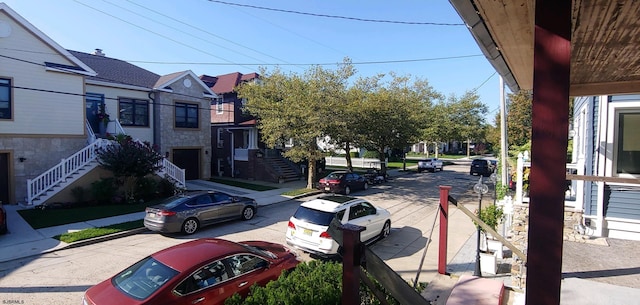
438,186,451,274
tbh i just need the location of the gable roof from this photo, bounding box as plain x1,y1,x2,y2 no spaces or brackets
154,70,217,98
0,3,96,76
68,50,160,89
200,72,259,94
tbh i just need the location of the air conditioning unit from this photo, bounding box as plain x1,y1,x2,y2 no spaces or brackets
217,140,224,148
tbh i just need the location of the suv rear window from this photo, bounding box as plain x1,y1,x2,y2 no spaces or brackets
472,160,488,166
293,206,342,226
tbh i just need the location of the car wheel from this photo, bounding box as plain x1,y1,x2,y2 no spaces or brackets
241,206,255,220
344,186,351,195
181,218,199,234
379,220,391,239
363,182,369,190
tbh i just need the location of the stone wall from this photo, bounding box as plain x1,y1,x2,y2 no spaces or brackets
508,204,584,289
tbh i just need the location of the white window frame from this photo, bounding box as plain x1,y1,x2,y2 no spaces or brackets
606,101,640,179
216,99,223,114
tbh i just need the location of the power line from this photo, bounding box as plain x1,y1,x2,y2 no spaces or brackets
205,0,465,26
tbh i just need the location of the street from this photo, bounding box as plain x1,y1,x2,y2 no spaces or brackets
0,164,483,305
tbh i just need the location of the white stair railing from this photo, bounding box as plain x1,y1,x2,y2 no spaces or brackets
131,139,186,188
26,139,109,205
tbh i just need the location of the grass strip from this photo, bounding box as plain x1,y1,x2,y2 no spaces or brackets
209,178,278,191
282,188,319,197
18,203,151,229
55,220,144,243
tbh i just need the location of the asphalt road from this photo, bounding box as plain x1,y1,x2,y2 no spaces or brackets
0,164,482,305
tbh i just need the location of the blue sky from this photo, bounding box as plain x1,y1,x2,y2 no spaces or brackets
4,0,508,121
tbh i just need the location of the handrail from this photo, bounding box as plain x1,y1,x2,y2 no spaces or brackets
448,195,527,263
85,120,97,144
26,139,109,205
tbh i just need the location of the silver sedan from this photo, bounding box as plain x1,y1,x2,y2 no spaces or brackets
144,191,258,234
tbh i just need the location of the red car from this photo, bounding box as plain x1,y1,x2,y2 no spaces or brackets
317,171,369,195
82,238,300,305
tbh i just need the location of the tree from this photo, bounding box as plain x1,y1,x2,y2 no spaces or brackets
238,61,355,188
97,136,163,202
506,90,533,148
353,74,436,174
441,91,488,157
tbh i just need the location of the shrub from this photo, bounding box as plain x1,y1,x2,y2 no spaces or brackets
349,151,359,158
157,177,178,197
90,178,118,205
225,260,342,305
135,176,158,202
362,150,380,159
71,186,87,204
476,204,504,232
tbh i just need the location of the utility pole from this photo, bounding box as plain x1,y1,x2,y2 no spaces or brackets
499,76,509,185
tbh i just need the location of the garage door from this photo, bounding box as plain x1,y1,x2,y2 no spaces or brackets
173,149,200,180
0,153,9,204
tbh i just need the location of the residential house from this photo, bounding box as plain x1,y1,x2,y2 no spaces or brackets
200,72,301,182
572,94,640,240
0,3,215,206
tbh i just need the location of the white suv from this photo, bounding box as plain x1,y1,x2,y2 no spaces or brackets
417,158,443,172
285,195,391,257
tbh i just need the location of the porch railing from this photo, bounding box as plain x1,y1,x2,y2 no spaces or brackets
26,138,109,205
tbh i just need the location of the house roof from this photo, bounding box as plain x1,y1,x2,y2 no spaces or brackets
200,72,259,94
68,50,160,89
450,0,640,96
154,70,217,98
0,3,96,76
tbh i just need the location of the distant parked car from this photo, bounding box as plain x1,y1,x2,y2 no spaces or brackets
417,158,443,172
144,191,257,234
470,159,493,177
317,171,368,195
285,195,391,257
82,238,300,305
0,204,7,234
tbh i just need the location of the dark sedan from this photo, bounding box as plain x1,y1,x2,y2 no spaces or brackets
82,238,300,305
144,191,257,234
317,171,369,195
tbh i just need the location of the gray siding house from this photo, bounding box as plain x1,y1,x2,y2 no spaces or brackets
572,94,640,240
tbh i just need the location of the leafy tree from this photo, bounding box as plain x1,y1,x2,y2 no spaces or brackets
97,136,163,203
353,74,436,174
442,91,488,157
238,61,355,188
506,90,532,148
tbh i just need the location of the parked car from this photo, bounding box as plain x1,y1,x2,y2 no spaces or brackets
144,191,257,235
82,238,300,305
417,158,444,172
0,204,7,234
470,159,493,176
317,171,369,195
285,195,391,257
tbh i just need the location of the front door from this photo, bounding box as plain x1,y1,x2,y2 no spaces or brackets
173,149,200,180
85,93,104,134
0,153,9,204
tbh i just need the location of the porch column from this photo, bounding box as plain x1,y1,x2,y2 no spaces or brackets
526,1,571,305
248,128,258,149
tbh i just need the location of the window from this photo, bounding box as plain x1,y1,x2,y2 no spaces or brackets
0,78,11,119
119,98,149,127
175,102,199,128
225,254,266,276
113,257,178,300
216,98,223,114
175,260,228,295
615,110,640,176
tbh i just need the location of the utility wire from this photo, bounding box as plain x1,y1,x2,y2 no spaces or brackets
205,0,465,26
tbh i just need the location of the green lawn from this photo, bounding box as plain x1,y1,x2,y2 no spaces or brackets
18,202,153,229
54,220,144,243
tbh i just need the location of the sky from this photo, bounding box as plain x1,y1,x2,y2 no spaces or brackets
3,0,508,121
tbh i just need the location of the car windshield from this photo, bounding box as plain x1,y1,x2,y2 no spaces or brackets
112,257,179,300
293,206,337,226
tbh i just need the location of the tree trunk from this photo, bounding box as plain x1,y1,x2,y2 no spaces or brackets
344,141,353,172
307,160,316,189
378,149,387,175
467,138,471,158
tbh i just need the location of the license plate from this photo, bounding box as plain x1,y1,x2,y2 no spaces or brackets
303,229,312,236
147,213,156,218
324,187,330,191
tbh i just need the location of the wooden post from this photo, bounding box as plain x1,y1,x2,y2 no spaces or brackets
438,186,451,274
527,1,571,304
340,223,365,305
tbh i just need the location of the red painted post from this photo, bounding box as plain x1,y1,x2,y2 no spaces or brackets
438,186,452,274
340,223,365,305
